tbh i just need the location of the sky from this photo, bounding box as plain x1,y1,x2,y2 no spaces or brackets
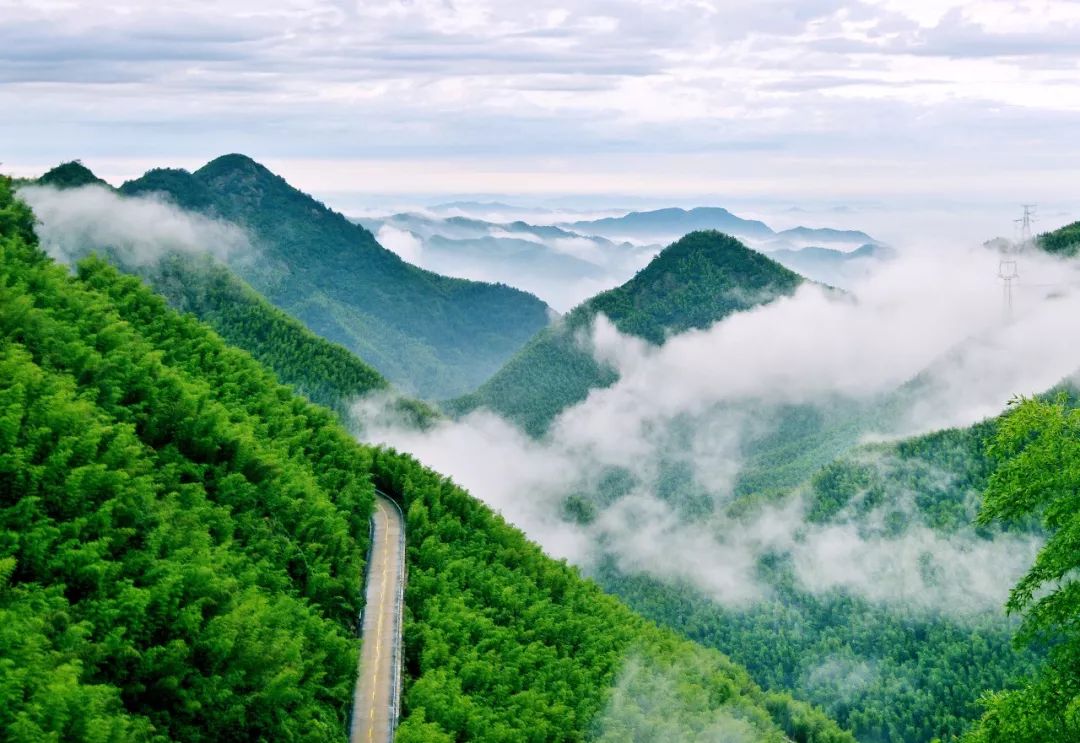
3,0,1080,228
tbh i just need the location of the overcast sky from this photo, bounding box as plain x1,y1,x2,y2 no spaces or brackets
3,0,1080,220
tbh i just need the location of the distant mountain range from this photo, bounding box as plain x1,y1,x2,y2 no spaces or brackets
567,206,776,242
357,211,658,311
358,206,890,308
767,243,896,288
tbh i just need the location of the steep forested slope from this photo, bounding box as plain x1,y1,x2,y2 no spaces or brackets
29,164,413,417
0,177,374,740
1036,220,1080,256
117,155,552,399
453,230,803,434
1,177,852,742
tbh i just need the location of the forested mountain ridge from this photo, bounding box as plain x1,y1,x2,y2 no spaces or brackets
28,163,426,419
1,177,854,742
35,160,112,190
452,230,803,434
114,154,553,399
1036,219,1080,256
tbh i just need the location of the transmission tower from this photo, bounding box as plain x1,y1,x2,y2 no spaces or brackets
1015,204,1037,250
998,257,1018,320
999,204,1034,321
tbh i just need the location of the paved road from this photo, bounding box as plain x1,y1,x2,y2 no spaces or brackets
350,492,406,743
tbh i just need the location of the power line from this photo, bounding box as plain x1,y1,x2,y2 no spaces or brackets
999,204,1036,321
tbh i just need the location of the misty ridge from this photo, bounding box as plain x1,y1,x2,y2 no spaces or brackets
20,183,256,269
356,237,1080,618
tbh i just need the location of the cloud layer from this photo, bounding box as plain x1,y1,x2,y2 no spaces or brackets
5,1,1080,210
359,238,1080,615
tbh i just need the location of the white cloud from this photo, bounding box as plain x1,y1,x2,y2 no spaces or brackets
5,0,1080,209
18,184,252,266
376,224,424,265
358,239,1079,615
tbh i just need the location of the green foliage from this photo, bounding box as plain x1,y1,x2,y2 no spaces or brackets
962,396,1080,742
1,175,372,739
599,563,1037,743
135,252,397,416
1036,221,1080,256
370,450,855,743
454,230,803,435
599,412,1053,743
118,155,551,399
3,175,851,741
36,161,112,191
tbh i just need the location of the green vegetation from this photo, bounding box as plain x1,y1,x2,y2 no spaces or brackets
453,231,803,435
599,563,1037,743
595,412,1052,743
372,449,854,743
31,162,430,419
132,252,401,416
962,395,1080,742
117,155,551,399
35,160,112,191
2,178,852,741
1036,220,1080,256
0,176,373,740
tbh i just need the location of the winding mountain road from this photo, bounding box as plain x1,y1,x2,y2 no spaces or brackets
350,491,406,743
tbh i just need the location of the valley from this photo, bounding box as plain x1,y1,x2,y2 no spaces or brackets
8,155,1080,741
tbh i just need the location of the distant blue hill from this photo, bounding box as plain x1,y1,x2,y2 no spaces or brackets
567,207,775,241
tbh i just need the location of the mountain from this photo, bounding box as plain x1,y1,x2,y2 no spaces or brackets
1037,219,1080,256
452,231,803,434
775,227,878,246
117,154,552,399
767,243,896,288
568,207,776,242
28,163,422,418
0,176,853,743
133,252,402,416
36,160,112,190
358,211,658,310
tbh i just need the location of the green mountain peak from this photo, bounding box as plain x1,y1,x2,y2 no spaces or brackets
37,160,112,190
451,230,803,434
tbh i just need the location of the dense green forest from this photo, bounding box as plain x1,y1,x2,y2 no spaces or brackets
28,163,434,420
593,411,1052,742
452,230,803,435
2,177,854,741
114,155,552,399
35,160,112,191
1036,219,1080,256
0,176,374,739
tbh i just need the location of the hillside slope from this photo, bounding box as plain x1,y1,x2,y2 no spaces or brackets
118,155,552,399
600,403,1052,743
27,164,412,417
1036,219,1080,256
1,177,852,742
453,230,803,435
